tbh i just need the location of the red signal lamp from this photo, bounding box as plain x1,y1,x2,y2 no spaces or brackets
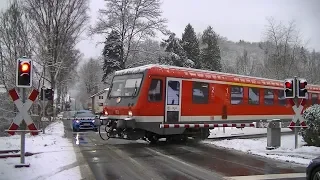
300,81,307,88
20,62,30,73
285,81,292,88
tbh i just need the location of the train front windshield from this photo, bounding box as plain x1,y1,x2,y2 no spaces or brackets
108,73,143,98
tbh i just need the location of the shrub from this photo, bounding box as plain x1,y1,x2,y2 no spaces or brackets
301,104,320,146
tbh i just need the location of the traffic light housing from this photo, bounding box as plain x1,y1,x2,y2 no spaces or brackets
16,58,32,88
297,78,308,98
45,89,54,101
284,78,295,98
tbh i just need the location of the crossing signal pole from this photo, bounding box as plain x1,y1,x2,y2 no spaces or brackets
284,76,308,149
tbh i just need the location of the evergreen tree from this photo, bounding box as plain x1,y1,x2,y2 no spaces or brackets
159,33,194,67
102,30,123,82
200,26,222,71
181,23,200,68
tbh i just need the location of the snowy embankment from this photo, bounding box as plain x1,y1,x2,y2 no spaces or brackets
209,125,292,138
205,127,320,165
0,120,82,180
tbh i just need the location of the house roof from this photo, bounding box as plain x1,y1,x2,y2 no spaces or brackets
90,88,109,98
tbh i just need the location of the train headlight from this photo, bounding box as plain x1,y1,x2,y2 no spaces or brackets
128,110,133,117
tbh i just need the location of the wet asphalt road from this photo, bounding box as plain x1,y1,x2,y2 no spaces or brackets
63,120,307,180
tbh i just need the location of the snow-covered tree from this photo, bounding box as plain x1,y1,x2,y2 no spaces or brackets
90,0,168,69
235,49,255,76
302,104,320,147
102,30,123,83
200,26,222,71
126,38,163,68
181,23,200,68
159,33,194,67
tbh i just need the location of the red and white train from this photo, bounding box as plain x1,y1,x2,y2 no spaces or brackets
101,64,320,143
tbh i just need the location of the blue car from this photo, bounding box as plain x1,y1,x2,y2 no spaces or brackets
307,156,320,180
70,110,98,132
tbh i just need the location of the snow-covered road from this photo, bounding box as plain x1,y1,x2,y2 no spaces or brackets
0,120,82,180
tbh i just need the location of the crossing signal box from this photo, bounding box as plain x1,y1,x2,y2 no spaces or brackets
45,89,54,101
40,88,54,101
16,58,32,88
297,78,308,98
284,78,295,98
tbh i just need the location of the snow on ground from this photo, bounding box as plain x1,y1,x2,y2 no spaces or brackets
203,134,320,166
0,120,82,180
209,126,292,138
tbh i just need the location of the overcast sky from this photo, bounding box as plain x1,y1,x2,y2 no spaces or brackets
1,0,319,60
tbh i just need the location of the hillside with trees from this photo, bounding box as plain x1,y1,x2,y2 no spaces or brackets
79,0,320,106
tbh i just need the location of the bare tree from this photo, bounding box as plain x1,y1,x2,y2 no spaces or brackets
24,0,89,92
90,0,169,69
0,0,33,90
261,17,303,79
77,58,104,105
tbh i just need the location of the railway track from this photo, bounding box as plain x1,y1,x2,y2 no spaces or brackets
207,131,294,141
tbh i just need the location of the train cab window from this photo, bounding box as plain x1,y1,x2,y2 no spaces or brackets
192,82,209,104
148,79,163,101
248,87,259,105
311,93,318,105
264,89,274,105
278,90,286,106
231,86,243,105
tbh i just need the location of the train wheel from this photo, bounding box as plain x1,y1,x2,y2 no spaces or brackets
146,133,159,144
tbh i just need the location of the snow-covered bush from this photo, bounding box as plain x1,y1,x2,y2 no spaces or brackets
301,104,320,146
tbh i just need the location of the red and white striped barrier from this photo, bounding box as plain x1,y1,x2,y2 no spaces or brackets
160,123,255,128
8,88,39,136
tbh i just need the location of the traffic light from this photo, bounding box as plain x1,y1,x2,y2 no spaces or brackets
45,89,54,100
297,78,308,98
284,78,295,98
16,58,32,88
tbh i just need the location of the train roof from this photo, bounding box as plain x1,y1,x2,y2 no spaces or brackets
114,64,320,92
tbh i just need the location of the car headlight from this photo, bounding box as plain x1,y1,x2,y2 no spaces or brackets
128,110,133,117
104,111,108,116
76,120,80,123
92,120,95,123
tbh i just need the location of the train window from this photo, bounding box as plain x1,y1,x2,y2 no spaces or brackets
148,79,163,102
167,80,180,105
278,90,286,106
192,82,209,104
264,89,274,105
248,87,259,105
231,86,243,105
311,93,318,105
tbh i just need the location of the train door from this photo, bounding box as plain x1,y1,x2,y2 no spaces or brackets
165,78,182,123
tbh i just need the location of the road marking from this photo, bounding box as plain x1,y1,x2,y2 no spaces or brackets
146,147,224,179
224,173,306,180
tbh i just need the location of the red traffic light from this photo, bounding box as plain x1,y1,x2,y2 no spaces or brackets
20,62,30,73
285,81,292,88
300,81,307,88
